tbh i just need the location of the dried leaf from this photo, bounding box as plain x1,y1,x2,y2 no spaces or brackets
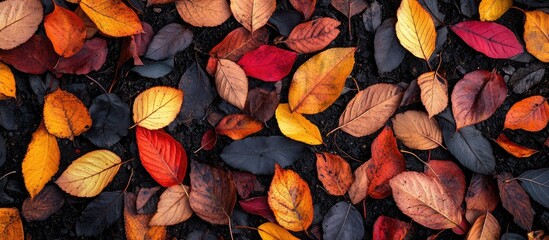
368,126,406,199
150,185,192,226
348,159,370,204
239,197,277,222
230,0,276,32
83,93,131,148
0,62,15,100
231,171,264,199
75,7,98,39
43,89,92,140
425,160,466,206
216,114,264,140
237,45,297,82
80,0,143,37
524,11,549,62
44,4,86,57
417,71,448,118
145,23,193,60
495,134,538,158
216,59,248,110
518,168,549,209
275,103,323,145
450,21,523,59
362,0,382,32
0,35,58,74
283,18,341,54
22,185,64,221
289,0,316,20
479,0,512,21
200,129,217,151
466,213,500,240
176,0,231,27
258,222,299,239
374,18,406,73
392,110,443,150
497,173,534,231
132,86,183,130
76,191,123,236
465,174,499,224
124,193,166,240
331,0,368,18
373,215,412,240
245,88,279,123
210,27,269,62
504,96,549,132
55,38,108,75
322,202,364,239
0,0,43,50
316,152,353,196
0,208,24,239
509,64,546,94
178,62,215,124
395,0,436,60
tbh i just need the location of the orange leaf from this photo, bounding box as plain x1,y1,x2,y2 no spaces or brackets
75,7,98,39
176,0,231,27
466,213,500,240
0,62,16,100
0,208,24,239
524,10,549,62
368,126,406,199
44,4,86,57
282,18,341,54
80,0,143,37
268,164,313,232
465,174,499,224
348,159,370,204
496,172,534,231
43,89,92,140
504,95,549,132
479,0,512,21
495,133,538,158
230,0,276,33
123,193,167,240
216,114,263,140
215,59,248,110
316,152,353,196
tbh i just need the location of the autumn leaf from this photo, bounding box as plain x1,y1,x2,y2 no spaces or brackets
132,86,183,130
144,23,192,61
348,159,370,204
76,191,123,236
123,193,167,240
79,0,143,37
424,160,466,206
209,27,269,62
417,71,448,118
518,168,549,209
239,197,276,222
331,0,368,18
215,59,248,110
372,215,412,240
479,0,512,21
322,202,365,239
495,133,538,158
0,35,58,74
258,222,299,240
275,103,323,145
504,95,549,132
230,0,276,33
231,171,264,199
0,62,16,100
316,152,353,196
176,0,231,27
288,47,355,114
22,123,60,198
524,10,549,62
450,21,523,59
237,45,297,82
199,129,217,151
0,208,24,239
22,185,64,222
282,18,341,54
216,114,264,140
44,4,86,57
43,89,92,140
497,172,534,231
465,174,499,224
466,213,500,240
0,0,43,50
55,38,108,75
245,87,279,123
268,164,313,232
56,150,122,197
289,0,316,20
368,126,406,199
150,185,192,226
395,0,436,60
392,110,443,150
75,7,98,39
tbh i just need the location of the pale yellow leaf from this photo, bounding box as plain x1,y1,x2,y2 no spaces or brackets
395,0,436,60
132,86,184,130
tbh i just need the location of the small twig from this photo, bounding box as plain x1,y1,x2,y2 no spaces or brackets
0,171,16,182
84,75,108,94
123,168,134,193
400,150,436,174
351,77,360,91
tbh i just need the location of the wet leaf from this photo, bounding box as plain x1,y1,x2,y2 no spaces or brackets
390,171,463,229
348,159,370,204
479,0,512,21
373,215,411,240
189,161,236,225
322,201,364,240
451,69,507,129
133,86,183,130
216,114,264,140
497,172,534,231
331,0,367,18
258,222,299,240
221,136,305,175
22,185,64,221
275,103,323,145
176,0,231,27
145,23,193,61
268,164,313,232
362,0,382,32
131,58,174,78
0,208,24,239
239,196,276,222
150,185,192,226
316,152,353,196
368,126,406,199
0,63,15,101
374,18,406,73
136,127,187,187
282,18,341,54
0,0,43,50
466,212,500,240
290,0,316,20
76,191,123,237
83,93,130,148
417,71,448,118
495,134,538,158
518,168,549,209
395,0,436,60
80,0,142,37
230,0,276,32
508,64,545,94
55,38,108,75
504,96,549,132
465,174,499,224
178,62,215,124
216,59,248,110
237,45,297,82
44,4,86,57
245,87,279,123
425,160,466,206
231,171,264,199
392,110,443,150
0,35,58,74
43,89,92,140
450,21,523,59
123,193,166,240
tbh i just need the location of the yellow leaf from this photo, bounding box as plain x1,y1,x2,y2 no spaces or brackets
0,208,24,239
417,71,448,118
288,47,355,114
132,86,184,130
275,103,323,145
124,193,167,240
79,0,143,37
479,0,512,21
524,10,549,63
395,0,436,61
22,123,60,198
55,150,122,197
150,185,193,226
43,89,92,140
258,222,300,240
0,62,16,100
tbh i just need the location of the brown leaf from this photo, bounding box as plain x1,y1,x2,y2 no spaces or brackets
215,59,248,110
0,0,43,50
331,0,368,18
123,193,166,240
150,185,193,226
231,171,264,199
244,87,279,123
417,71,448,118
22,185,64,221
0,208,24,239
230,0,276,32
348,159,370,204
136,186,161,213
147,0,176,7
495,133,538,158
316,152,353,196
176,0,232,27
215,114,263,140
368,126,406,199
497,172,534,231
289,0,316,20
210,27,269,62
392,110,443,150
465,174,499,224
55,38,108,75
466,212,500,240
0,35,58,74
424,160,466,207
283,18,341,54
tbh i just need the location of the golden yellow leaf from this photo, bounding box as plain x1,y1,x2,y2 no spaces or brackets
288,47,355,114
150,185,193,226
0,62,16,100
230,0,276,33
22,123,60,198
479,0,512,21
215,59,248,110
132,86,184,130
258,222,300,240
124,193,167,240
275,103,323,145
55,150,122,197
524,10,549,63
392,110,443,150
268,164,313,232
43,89,92,140
395,0,436,61
79,0,143,37
417,71,448,118
0,208,24,239
176,0,232,27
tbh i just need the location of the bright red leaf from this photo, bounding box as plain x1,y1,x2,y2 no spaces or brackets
450,21,523,59
239,196,277,223
237,45,297,82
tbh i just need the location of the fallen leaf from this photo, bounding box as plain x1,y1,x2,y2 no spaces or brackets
418,0,445,27
465,174,499,224
176,0,231,27
136,187,161,214
239,197,277,222
230,0,276,32
282,18,341,54
216,59,248,110
210,27,269,62
368,126,406,199
373,216,412,240
83,93,131,148
0,62,15,100
76,191,123,236
147,0,175,6
199,129,217,151
144,23,193,60
150,185,192,226
178,62,215,125
417,71,448,117
74,7,98,38
363,0,382,32
289,47,355,114
124,193,166,240
331,0,367,18
80,0,143,37
495,134,538,158
323,202,365,239
0,208,24,239
136,127,187,187
268,164,313,232
216,114,264,140
450,21,523,59
509,64,546,94
466,212,500,240
524,10,549,62
134,22,154,57
337,83,403,137
44,4,86,57
189,161,236,225
390,171,463,229
275,103,323,145
0,0,43,50
133,86,183,130
0,35,58,74
55,38,108,75
395,0,436,60
504,95,549,132
43,89,92,140
131,58,174,78
258,222,300,240
22,185,64,221
237,45,297,82
374,18,406,73
316,152,353,196
425,160,466,206
479,0,512,21
231,171,264,199
392,110,443,150
451,69,507,129
518,168,549,209
497,173,534,231
290,0,316,20
245,87,279,123
348,159,370,204
221,136,305,175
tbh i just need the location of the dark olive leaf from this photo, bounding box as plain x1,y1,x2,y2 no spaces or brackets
460,0,477,18
418,0,445,27
322,201,364,240
75,191,123,237
220,136,305,175
436,109,495,175
515,0,549,7
178,62,215,124
509,64,546,94
362,0,382,32
0,100,17,130
244,87,279,123
83,93,130,148
187,230,217,240
145,23,193,60
22,185,64,221
29,74,59,105
500,233,527,240
0,135,5,168
268,9,302,36
375,18,406,73
131,58,174,78
518,168,549,209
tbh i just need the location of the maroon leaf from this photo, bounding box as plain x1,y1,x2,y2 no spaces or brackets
230,171,264,199
372,215,411,240
55,38,108,75
0,35,58,74
200,129,217,151
239,196,277,223
237,45,297,82
465,174,499,224
496,172,534,231
22,185,65,221
450,21,523,59
244,87,279,123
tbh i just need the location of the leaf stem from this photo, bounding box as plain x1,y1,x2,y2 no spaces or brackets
400,150,436,174
0,171,16,182
123,168,134,193
84,75,108,94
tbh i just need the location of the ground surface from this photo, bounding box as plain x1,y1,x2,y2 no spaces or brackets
0,0,548,239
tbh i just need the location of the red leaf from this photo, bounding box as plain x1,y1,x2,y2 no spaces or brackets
210,27,269,61
450,21,523,59
424,160,466,207
239,196,277,223
55,38,108,75
289,0,316,20
199,129,217,151
465,174,499,224
372,215,411,240
495,133,538,158
135,127,188,187
231,171,264,199
237,45,297,82
0,35,58,74
367,126,406,199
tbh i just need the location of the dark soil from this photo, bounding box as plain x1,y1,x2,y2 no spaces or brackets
1,0,548,239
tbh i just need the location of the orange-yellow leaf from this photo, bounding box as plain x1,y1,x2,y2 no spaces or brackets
275,103,323,145
391,110,443,150
150,185,192,226
417,71,448,118
0,208,24,239
258,222,300,240
43,89,92,140
79,0,143,37
316,152,353,196
0,62,16,100
395,0,436,60
268,164,313,232
44,4,87,57
495,134,538,158
124,193,167,240
288,47,355,114
504,96,549,132
479,0,512,21
22,123,60,198
230,0,276,33
524,10,549,63
216,114,263,140
175,0,231,27
215,59,248,110
132,86,184,130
